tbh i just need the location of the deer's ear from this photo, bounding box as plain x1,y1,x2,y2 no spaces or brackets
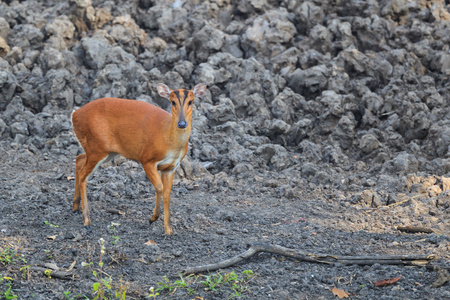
157,83,172,99
192,83,207,98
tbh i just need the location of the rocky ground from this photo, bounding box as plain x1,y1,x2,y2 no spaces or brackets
0,0,449,299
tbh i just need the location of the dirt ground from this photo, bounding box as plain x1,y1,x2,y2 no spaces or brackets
0,140,448,299
1,0,450,299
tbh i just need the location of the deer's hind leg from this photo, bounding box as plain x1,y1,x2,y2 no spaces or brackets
73,153,86,213
74,152,112,229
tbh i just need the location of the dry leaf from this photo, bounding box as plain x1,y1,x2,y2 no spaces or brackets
332,286,349,299
374,275,402,287
66,260,76,272
136,258,148,264
67,176,75,180
110,222,121,226
145,240,157,246
47,235,57,240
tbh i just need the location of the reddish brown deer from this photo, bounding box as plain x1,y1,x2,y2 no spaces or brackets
71,83,207,234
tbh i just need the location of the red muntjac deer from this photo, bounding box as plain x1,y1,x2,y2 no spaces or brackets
71,83,207,235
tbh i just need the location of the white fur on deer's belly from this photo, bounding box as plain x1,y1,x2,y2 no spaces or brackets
156,151,184,172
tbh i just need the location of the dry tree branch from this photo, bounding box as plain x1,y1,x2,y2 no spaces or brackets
183,243,436,274
396,225,434,234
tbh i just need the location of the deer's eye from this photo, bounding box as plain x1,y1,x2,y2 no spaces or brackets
171,101,176,106
188,101,193,106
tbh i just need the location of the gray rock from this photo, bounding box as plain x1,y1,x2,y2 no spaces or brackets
39,47,66,73
360,190,383,207
8,24,44,49
0,17,10,39
231,163,254,178
222,34,243,59
336,48,393,82
204,96,236,126
308,25,333,54
22,50,40,69
331,115,356,150
10,121,29,137
328,19,356,52
43,16,75,51
0,36,9,58
390,152,419,174
70,0,95,32
0,70,17,111
426,122,450,157
288,118,313,146
44,69,74,110
163,71,184,89
193,63,215,86
144,6,190,44
292,1,324,33
352,15,392,52
173,61,194,81
242,8,296,67
81,36,110,69
199,143,219,162
313,171,332,186
322,145,349,165
267,119,291,141
3,96,24,122
270,87,302,124
236,0,269,14
188,25,224,63
108,15,148,56
381,0,409,18
302,163,318,178
359,133,381,154
5,46,22,65
0,117,7,136
255,143,292,170
287,65,330,97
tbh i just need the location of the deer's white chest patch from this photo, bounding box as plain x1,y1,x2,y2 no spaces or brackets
156,151,184,172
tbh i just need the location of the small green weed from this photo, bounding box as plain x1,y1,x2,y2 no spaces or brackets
0,277,18,299
20,265,30,280
108,223,120,245
63,290,89,300
88,238,128,300
154,270,255,298
0,247,26,265
44,221,59,228
147,287,159,299
111,236,120,245
44,249,53,260
156,275,176,292
200,273,225,291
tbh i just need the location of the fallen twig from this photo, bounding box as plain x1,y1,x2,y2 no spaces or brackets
396,225,434,234
30,267,74,280
183,243,436,274
105,208,125,215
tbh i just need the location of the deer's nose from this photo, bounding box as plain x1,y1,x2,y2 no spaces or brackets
177,121,187,129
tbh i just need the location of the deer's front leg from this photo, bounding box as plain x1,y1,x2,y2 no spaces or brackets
143,163,163,224
161,171,175,235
